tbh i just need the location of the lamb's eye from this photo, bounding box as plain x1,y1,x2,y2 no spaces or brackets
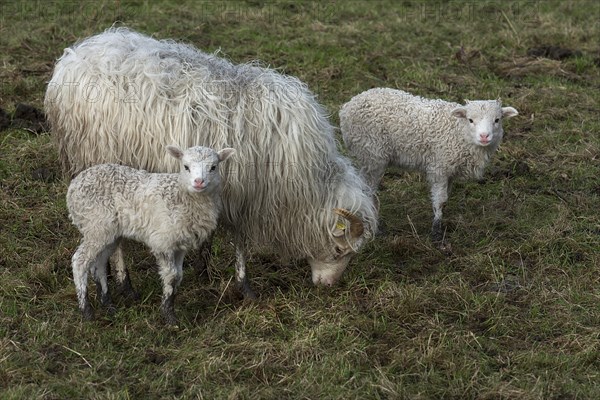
184,165,190,171
334,246,343,255
210,165,216,172
468,118,474,123
494,118,500,123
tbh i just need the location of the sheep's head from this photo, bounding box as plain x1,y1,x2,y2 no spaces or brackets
167,145,235,194
451,100,518,147
308,208,369,286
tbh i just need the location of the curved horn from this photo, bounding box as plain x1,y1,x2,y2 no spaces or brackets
333,208,364,239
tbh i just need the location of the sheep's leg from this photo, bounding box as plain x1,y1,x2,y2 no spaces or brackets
361,160,388,191
72,239,111,320
110,243,140,301
72,242,93,320
429,177,451,252
235,246,257,300
360,160,388,234
193,233,213,280
92,241,118,314
155,251,184,326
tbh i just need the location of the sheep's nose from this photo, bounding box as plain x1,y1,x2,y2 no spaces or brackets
193,178,204,187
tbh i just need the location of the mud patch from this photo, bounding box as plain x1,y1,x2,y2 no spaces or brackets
145,348,169,365
12,103,49,134
41,344,69,376
495,45,587,81
495,57,580,80
489,160,531,180
31,166,57,182
454,46,481,64
0,108,10,131
0,104,49,134
527,46,582,60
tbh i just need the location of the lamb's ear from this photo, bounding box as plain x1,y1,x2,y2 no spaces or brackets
451,107,467,119
502,107,519,118
167,145,184,160
217,148,235,162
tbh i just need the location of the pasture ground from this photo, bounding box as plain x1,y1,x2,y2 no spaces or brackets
1,1,599,399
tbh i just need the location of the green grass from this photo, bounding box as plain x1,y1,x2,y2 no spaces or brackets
1,1,599,398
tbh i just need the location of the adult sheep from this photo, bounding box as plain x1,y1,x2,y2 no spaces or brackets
45,28,378,298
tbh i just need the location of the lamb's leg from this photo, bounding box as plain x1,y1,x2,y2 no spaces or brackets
193,233,213,280
156,250,184,326
429,177,451,252
72,242,93,320
92,241,119,315
72,239,111,320
360,160,388,234
361,160,388,192
235,246,257,300
110,243,140,301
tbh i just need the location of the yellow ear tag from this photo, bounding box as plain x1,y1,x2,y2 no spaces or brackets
336,222,347,231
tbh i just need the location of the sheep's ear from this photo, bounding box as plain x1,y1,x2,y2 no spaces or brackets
451,107,467,119
502,107,518,118
218,148,235,162
167,145,184,160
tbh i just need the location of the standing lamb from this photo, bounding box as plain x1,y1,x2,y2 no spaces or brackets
46,28,378,299
340,88,518,249
67,145,235,325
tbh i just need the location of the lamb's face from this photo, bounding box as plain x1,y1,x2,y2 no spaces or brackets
167,145,235,194
451,101,518,147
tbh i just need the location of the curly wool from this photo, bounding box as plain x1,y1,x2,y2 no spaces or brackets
340,88,518,245
340,88,506,188
67,164,220,255
66,145,228,323
46,28,377,261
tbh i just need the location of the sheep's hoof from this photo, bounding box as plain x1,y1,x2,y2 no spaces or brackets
119,282,141,302
161,306,179,325
436,241,453,255
81,304,94,321
244,290,258,301
192,243,213,280
161,296,179,326
98,290,112,309
238,282,258,301
122,288,141,302
163,312,179,327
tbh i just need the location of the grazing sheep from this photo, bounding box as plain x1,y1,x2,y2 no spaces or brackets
340,88,518,249
46,28,378,298
67,145,235,325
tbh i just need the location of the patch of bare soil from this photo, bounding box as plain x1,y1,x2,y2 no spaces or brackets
0,103,49,134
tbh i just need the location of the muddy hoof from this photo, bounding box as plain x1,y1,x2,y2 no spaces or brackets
122,288,141,302
82,304,94,321
119,283,141,302
163,312,179,327
436,241,453,255
239,283,258,301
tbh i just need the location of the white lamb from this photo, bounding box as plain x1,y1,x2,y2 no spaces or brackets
67,145,235,325
340,88,518,249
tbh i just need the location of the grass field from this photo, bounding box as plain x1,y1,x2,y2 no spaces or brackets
1,1,599,398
